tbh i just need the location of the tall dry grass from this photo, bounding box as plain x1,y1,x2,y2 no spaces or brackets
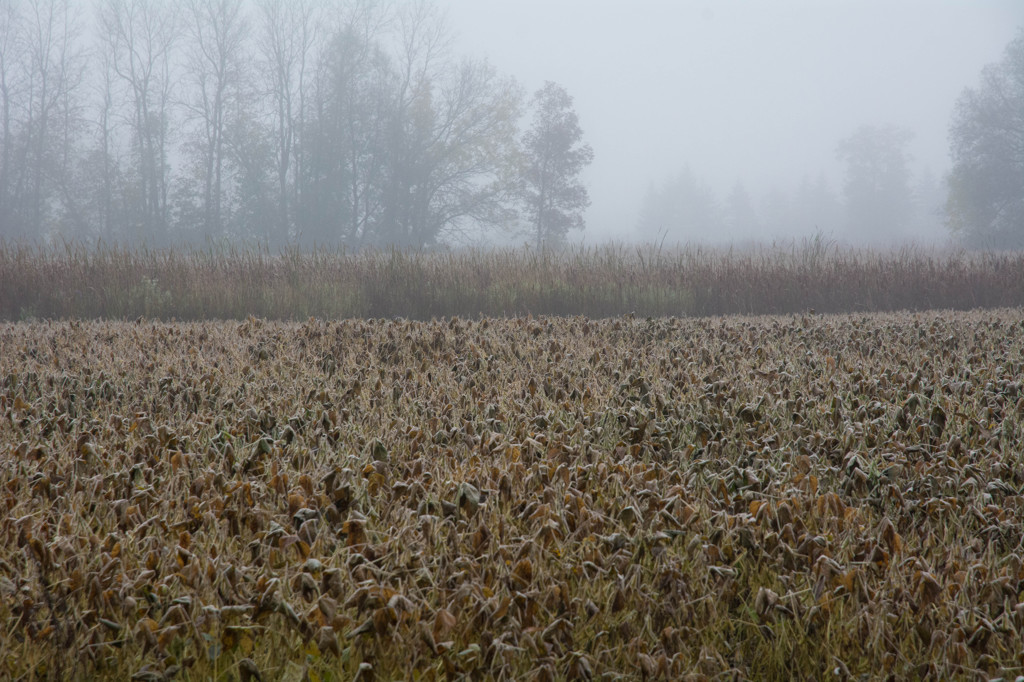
2,239,1023,320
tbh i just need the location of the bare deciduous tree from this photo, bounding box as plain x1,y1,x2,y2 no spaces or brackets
97,0,180,241
0,0,20,228
368,2,522,248
255,0,327,244
1,0,87,238
0,0,585,248
182,0,247,239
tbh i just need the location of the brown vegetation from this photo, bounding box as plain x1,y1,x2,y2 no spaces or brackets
2,241,1024,320
2,311,1024,679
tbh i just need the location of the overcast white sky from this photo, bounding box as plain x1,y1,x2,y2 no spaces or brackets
440,0,1023,242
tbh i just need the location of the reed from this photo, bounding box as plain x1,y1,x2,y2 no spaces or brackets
2,239,1022,320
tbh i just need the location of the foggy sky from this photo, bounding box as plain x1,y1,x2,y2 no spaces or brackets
442,0,1023,243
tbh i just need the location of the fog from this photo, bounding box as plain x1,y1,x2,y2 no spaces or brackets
0,0,1020,250
444,0,1023,244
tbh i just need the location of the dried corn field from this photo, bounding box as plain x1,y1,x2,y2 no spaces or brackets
2,312,1024,681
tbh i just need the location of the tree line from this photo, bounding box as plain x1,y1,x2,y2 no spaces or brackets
637,126,945,246
0,0,593,249
640,30,1024,249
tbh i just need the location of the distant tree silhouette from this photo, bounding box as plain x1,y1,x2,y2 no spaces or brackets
520,82,594,248
947,30,1024,249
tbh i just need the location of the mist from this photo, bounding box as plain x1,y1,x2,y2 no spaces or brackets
0,0,1020,250
446,0,1023,245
